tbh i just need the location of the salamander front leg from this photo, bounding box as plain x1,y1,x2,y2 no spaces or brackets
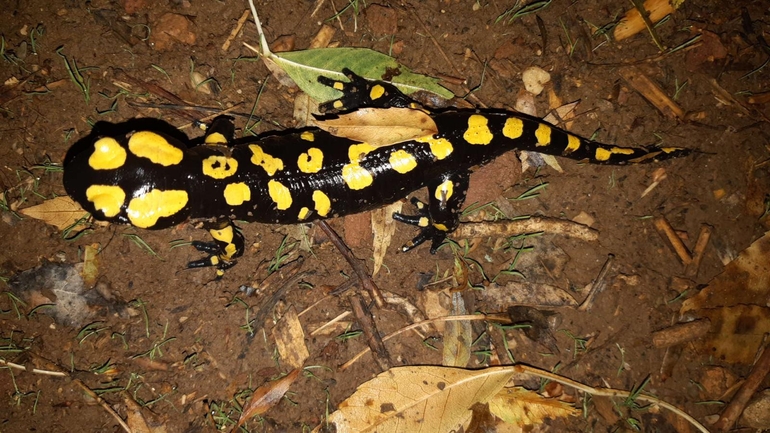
393,171,470,253
317,68,415,112
187,220,244,278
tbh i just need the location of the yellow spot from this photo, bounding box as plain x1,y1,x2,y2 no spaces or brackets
210,256,220,266
297,148,324,173
205,132,227,145
463,115,493,145
342,163,373,190
370,84,385,100
502,117,524,139
433,223,448,231
313,190,331,217
333,82,344,91
300,131,315,142
610,147,635,155
268,180,292,210
249,144,284,176
86,185,125,217
333,100,343,109
435,179,454,202
661,147,681,153
210,226,234,243
89,137,127,170
298,207,310,220
389,149,417,174
223,182,251,206
595,148,611,161
126,189,188,228
417,136,453,160
348,142,376,162
565,135,581,153
418,217,429,227
202,155,238,179
224,243,237,259
535,123,551,146
128,131,184,166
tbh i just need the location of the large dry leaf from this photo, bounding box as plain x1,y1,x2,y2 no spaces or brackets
489,387,578,426
20,196,89,230
316,107,438,147
236,369,301,430
327,366,514,433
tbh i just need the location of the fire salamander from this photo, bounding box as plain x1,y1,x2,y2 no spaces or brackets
63,69,690,276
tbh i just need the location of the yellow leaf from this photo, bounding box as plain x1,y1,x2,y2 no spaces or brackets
20,196,89,231
315,107,438,147
328,366,514,433
489,387,578,426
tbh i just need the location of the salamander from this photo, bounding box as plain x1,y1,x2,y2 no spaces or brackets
63,69,690,276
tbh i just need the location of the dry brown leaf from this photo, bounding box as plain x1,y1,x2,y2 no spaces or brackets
235,369,301,430
479,282,578,308
315,107,438,147
124,392,167,433
443,292,471,367
371,202,401,276
328,366,515,433
82,243,100,288
293,92,320,128
489,387,578,426
272,306,309,369
680,232,770,363
20,196,89,230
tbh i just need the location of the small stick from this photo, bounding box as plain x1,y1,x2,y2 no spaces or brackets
714,341,770,431
316,220,385,308
349,293,391,372
453,217,599,242
619,67,685,119
221,9,251,51
653,216,693,264
74,379,132,433
249,258,308,332
578,254,614,312
651,319,711,348
684,224,712,279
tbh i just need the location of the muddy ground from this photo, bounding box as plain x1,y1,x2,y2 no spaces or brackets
1,0,769,431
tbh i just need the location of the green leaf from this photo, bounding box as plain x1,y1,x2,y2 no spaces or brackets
272,47,454,102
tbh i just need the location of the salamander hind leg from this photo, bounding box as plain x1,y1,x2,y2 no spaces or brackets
187,219,244,278
318,68,414,112
200,115,236,146
393,171,470,253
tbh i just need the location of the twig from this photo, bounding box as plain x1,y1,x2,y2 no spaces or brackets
349,293,391,372
316,220,384,308
0,359,67,377
651,319,711,348
222,9,251,51
578,254,614,312
653,216,692,264
684,224,712,279
74,379,132,433
0,358,130,432
714,341,770,431
514,364,710,433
